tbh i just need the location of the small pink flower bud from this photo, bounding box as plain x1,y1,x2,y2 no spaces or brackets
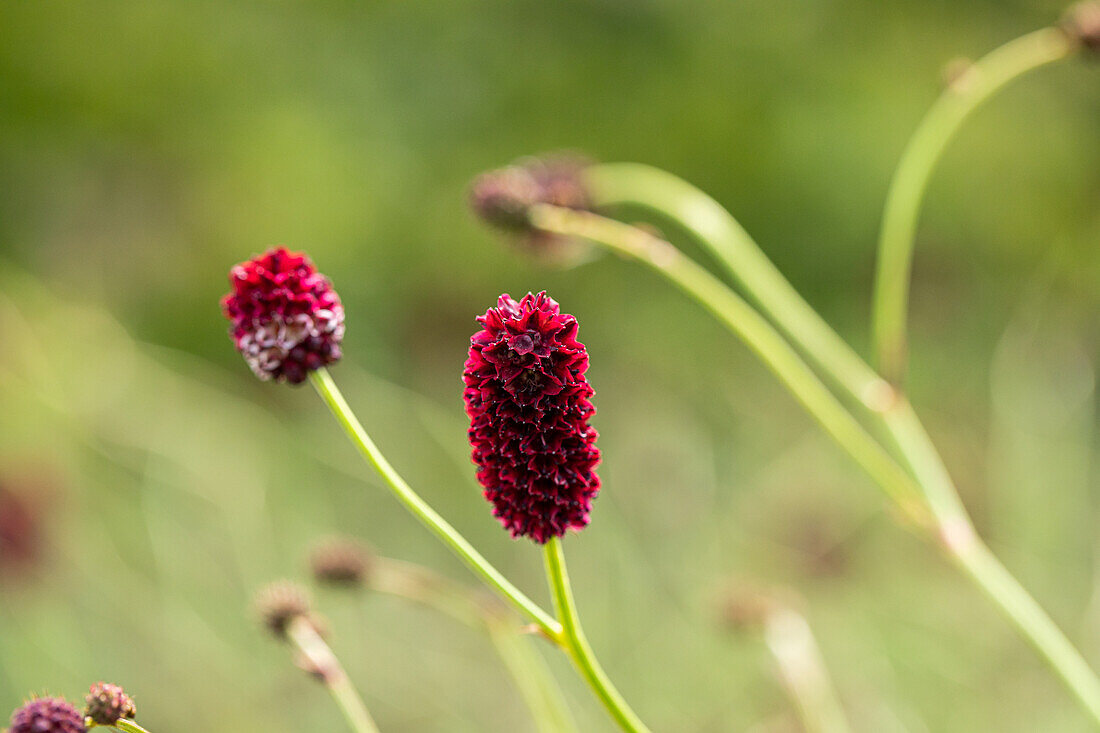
84,682,136,725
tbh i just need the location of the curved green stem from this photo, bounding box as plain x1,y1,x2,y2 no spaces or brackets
870,26,1075,383
543,537,651,733
309,368,563,640
528,201,1100,725
586,162,894,412
881,398,1100,722
529,204,929,523
952,534,1100,725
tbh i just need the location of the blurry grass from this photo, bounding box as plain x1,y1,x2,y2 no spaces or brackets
2,234,1097,730
0,0,1098,730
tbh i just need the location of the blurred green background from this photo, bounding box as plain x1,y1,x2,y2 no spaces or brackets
1,0,1098,730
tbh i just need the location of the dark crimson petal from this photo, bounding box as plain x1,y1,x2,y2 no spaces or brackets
463,291,600,543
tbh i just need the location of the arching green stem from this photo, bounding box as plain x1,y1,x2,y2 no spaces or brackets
586,162,893,412
870,26,1075,384
528,202,1100,725
529,203,929,523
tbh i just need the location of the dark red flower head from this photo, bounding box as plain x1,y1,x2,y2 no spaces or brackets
83,683,136,726
463,292,600,543
221,247,345,384
8,697,85,733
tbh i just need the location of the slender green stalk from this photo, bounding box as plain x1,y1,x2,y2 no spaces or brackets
286,616,381,733
543,537,651,733
952,535,1100,724
586,161,973,522
762,608,852,733
528,202,1100,724
112,720,155,733
870,27,1075,383
881,398,1100,722
366,558,578,733
309,368,563,641
529,204,929,523
586,162,894,413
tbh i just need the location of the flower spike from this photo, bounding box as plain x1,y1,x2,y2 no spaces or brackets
464,292,600,543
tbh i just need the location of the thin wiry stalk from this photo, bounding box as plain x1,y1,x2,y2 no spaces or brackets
870,27,1075,383
763,608,852,733
285,616,380,733
528,202,1100,725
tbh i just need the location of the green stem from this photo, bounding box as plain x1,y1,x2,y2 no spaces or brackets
113,720,155,733
529,201,1100,725
543,537,651,733
586,162,894,413
882,398,1100,723
529,204,929,523
309,368,563,641
762,608,852,733
287,615,381,733
870,26,1075,384
952,535,1100,725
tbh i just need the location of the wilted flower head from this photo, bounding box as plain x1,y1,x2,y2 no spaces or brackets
83,683,136,726
8,697,85,733
254,580,310,639
463,292,600,543
719,588,779,633
469,165,545,231
1065,1,1100,50
222,247,345,384
310,537,372,586
470,156,593,259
